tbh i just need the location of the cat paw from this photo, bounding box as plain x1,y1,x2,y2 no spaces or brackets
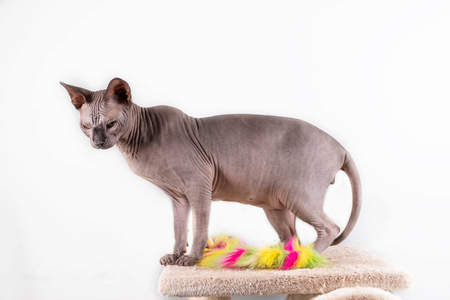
175,255,198,266
159,253,180,266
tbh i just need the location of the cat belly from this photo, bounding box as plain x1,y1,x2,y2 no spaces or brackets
212,197,282,210
212,186,286,210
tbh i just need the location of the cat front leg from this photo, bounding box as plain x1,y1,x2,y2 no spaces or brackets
176,188,211,266
160,200,190,266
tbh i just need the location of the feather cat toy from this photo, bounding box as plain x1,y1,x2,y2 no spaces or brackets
197,235,328,269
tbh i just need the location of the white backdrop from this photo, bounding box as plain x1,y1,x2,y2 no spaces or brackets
1,1,449,299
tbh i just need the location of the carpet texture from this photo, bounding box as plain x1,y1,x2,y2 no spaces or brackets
158,244,411,298
286,287,402,300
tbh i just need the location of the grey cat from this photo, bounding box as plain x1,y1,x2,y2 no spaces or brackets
61,78,362,266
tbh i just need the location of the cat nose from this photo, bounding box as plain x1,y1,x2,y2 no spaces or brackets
93,127,106,148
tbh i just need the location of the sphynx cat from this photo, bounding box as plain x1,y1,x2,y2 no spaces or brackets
61,78,362,266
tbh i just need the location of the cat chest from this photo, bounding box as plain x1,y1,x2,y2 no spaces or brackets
124,154,187,190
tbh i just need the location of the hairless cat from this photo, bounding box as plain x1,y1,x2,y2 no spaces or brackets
61,78,362,266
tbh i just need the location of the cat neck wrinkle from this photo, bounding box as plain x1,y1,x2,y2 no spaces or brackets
117,104,154,158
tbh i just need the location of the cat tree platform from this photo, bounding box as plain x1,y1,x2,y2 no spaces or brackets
158,244,411,300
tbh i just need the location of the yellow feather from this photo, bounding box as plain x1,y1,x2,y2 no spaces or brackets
198,235,241,268
295,244,313,268
256,247,283,268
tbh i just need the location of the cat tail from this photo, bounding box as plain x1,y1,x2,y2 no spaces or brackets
331,152,362,246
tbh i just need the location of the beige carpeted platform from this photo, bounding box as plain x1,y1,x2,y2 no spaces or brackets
285,287,402,300
158,244,411,299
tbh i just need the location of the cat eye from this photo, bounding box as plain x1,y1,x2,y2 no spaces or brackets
82,124,91,129
107,120,117,129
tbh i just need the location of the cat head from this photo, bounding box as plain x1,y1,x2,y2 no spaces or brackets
61,78,132,150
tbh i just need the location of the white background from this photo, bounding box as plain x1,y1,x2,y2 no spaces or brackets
1,1,449,299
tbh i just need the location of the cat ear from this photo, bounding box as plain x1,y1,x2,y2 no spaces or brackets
105,78,132,105
60,82,93,110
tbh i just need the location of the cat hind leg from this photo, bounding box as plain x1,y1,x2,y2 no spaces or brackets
263,208,298,243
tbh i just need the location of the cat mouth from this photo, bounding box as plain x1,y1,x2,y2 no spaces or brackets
91,142,113,150
96,145,113,150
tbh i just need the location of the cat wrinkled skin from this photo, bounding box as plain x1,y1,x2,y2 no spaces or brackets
61,78,362,266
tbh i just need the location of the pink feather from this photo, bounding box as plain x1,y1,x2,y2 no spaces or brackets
221,248,246,268
282,237,301,269
284,237,296,251
282,250,298,269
